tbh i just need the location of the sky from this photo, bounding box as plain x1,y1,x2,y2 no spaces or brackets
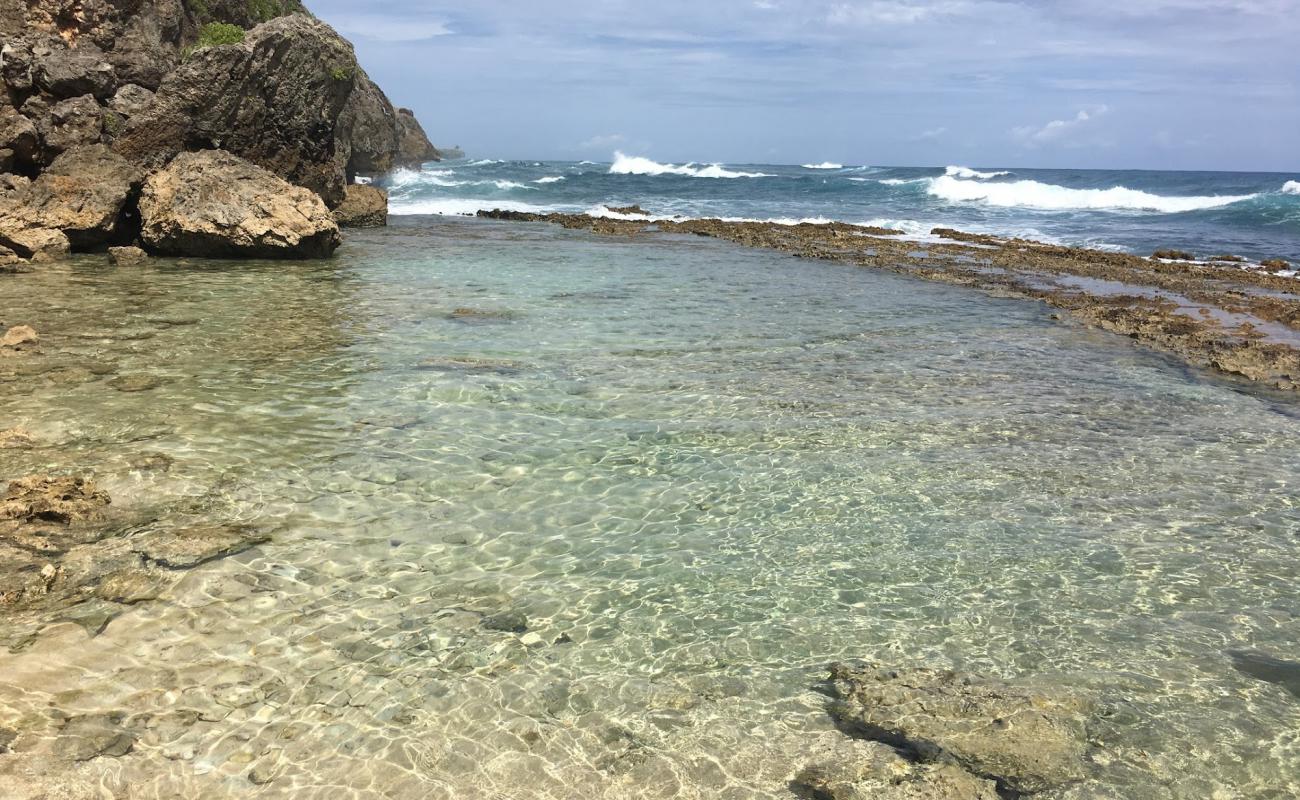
308,0,1299,172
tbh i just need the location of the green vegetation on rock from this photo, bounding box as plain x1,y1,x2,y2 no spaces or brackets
183,22,245,60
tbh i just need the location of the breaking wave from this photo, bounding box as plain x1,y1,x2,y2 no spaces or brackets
534,176,565,184
1283,180,1300,195
945,166,1011,180
802,162,843,170
610,152,773,179
928,175,1257,213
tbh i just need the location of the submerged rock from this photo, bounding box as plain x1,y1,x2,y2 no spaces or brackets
793,742,1000,800
53,713,134,761
1228,649,1300,698
826,661,1092,794
138,150,340,259
135,523,270,569
482,609,529,633
333,184,388,228
0,474,111,525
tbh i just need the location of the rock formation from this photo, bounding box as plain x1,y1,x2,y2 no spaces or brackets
139,149,340,258
333,184,388,228
0,0,437,260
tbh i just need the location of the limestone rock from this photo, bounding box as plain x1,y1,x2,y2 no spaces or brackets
0,225,70,260
0,106,39,169
0,475,111,525
1,324,38,349
53,713,134,761
33,41,117,99
108,245,148,265
333,184,387,228
0,144,141,249
138,149,341,259
109,83,156,120
43,94,104,156
826,662,1092,794
134,523,270,569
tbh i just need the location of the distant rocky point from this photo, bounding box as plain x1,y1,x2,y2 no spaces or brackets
0,0,440,261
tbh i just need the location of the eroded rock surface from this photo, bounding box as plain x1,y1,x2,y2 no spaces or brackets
139,149,340,259
825,662,1092,795
333,183,387,227
0,144,141,248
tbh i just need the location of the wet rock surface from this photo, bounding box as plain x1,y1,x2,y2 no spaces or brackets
479,209,1300,391
824,662,1092,795
138,150,341,259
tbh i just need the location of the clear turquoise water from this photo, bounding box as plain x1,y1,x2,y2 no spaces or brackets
1,216,1299,797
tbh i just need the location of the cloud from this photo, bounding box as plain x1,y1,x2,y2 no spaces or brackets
1013,105,1109,146
579,133,628,150
325,12,452,42
916,126,948,140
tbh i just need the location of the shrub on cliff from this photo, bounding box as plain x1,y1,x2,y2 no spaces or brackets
183,22,245,60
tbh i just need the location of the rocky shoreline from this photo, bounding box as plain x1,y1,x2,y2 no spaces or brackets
478,209,1300,392
0,0,438,264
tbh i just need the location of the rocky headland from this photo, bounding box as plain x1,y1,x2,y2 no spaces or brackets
0,0,439,264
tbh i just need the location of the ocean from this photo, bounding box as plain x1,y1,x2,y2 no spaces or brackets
383,154,1300,263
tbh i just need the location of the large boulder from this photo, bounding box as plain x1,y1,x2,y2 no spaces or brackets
0,106,39,171
0,144,140,249
826,662,1092,795
43,94,105,156
138,149,340,259
116,14,359,205
333,184,387,228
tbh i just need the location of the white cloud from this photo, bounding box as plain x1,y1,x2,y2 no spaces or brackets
916,126,948,140
327,13,451,42
1013,105,1109,145
579,133,627,149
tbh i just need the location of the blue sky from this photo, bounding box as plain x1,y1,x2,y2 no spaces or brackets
309,0,1299,171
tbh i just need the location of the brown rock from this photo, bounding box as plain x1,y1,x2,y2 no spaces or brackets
1261,258,1291,272
826,662,1092,794
1,324,37,348
0,475,111,525
0,144,141,249
53,713,134,761
0,106,39,169
1152,249,1195,261
333,184,387,227
0,225,70,260
138,149,341,259
108,245,148,265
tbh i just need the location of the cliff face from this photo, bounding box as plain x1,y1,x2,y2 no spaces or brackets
0,0,438,258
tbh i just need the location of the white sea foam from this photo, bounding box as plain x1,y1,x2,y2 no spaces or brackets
609,152,773,179
944,165,1011,180
802,162,844,170
875,178,927,186
389,198,555,216
928,175,1256,213
534,176,566,184
466,159,503,167
1283,180,1300,195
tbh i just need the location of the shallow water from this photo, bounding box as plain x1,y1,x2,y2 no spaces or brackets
2,216,1300,798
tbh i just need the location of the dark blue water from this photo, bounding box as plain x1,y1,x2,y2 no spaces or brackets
384,156,1300,263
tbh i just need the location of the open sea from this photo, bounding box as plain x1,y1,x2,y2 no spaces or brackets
383,154,1300,263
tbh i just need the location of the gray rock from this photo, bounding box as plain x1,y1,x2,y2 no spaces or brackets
33,41,117,100
43,94,104,156
338,73,439,178
139,149,341,258
134,523,270,569
482,610,529,633
826,662,1092,795
53,713,134,761
0,725,15,753
333,184,387,228
0,106,39,169
1,39,35,92
109,83,156,120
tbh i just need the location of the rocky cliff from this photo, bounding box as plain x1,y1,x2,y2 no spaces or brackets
0,0,438,260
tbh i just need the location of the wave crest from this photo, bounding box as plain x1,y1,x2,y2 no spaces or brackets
610,152,772,179
945,165,1010,180
802,162,843,170
1283,180,1300,195
928,175,1256,213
